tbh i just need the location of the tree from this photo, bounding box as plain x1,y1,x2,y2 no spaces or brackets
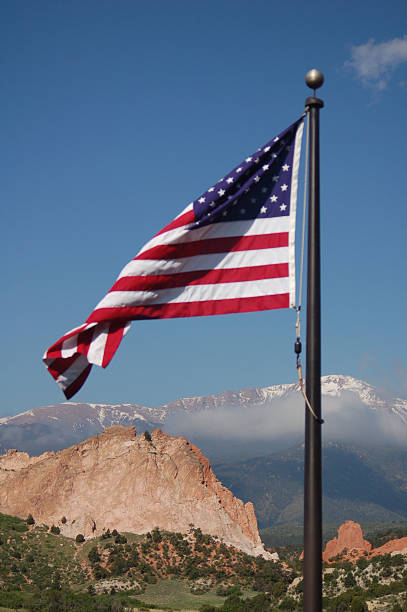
88,546,101,563
350,597,367,612
50,524,60,535
26,513,35,525
144,430,152,442
76,533,85,543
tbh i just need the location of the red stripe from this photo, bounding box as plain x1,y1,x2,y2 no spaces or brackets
75,328,96,358
64,364,93,399
102,321,127,368
45,324,88,360
87,293,289,322
136,232,288,261
154,210,195,237
109,263,289,292
47,354,80,381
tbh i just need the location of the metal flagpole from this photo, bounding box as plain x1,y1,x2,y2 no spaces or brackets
303,69,324,612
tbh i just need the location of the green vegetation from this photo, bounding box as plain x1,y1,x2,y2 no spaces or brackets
1,512,407,611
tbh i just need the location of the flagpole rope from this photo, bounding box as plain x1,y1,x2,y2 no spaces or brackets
295,111,323,424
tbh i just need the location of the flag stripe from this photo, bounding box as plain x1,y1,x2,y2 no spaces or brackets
155,209,195,236
110,263,289,292
87,293,290,321
137,232,288,261
92,276,289,313
138,216,290,256
102,321,129,368
63,362,93,399
117,246,289,278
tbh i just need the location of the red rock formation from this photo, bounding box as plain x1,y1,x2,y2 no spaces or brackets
371,537,407,557
323,520,372,562
0,426,269,558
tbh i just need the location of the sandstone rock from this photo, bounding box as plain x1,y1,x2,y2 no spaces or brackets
323,520,372,562
0,426,269,558
371,537,407,557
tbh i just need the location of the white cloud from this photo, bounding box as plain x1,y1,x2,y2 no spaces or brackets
346,36,407,90
165,392,407,459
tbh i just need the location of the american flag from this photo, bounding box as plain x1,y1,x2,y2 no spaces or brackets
44,117,304,398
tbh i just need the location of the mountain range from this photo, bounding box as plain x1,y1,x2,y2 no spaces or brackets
1,374,407,527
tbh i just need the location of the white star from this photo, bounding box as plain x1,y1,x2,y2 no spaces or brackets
198,197,206,203
281,184,288,191
261,187,268,193
254,176,260,183
244,188,250,193
251,198,257,203
218,189,225,196
227,195,233,199
254,157,260,163
208,187,215,192
270,195,278,202
240,209,246,214
262,164,269,171
210,202,216,207
282,164,290,171
245,157,252,162
226,177,234,184
273,137,279,142
280,203,287,211
236,167,243,173
272,153,277,158
264,146,271,152
272,175,279,182
260,206,267,214
222,210,228,216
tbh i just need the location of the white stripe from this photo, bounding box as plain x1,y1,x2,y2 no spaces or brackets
288,119,304,308
118,246,289,279
137,217,290,257
95,277,290,309
174,202,193,218
86,323,110,366
60,323,96,358
55,354,90,391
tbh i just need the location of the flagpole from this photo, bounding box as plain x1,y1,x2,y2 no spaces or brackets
303,69,324,612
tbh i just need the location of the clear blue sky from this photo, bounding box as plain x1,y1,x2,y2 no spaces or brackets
2,0,407,417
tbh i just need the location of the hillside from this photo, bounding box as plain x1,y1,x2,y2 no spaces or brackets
0,426,267,558
2,513,407,611
214,442,407,527
0,512,289,611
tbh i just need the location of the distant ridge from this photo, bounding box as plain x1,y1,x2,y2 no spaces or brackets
1,375,407,456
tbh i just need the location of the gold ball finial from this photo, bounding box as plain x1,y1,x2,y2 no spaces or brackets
305,69,324,91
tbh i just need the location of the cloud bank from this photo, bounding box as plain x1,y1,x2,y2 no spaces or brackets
165,391,407,460
346,36,407,90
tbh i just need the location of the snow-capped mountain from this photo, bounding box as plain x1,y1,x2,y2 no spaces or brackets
1,375,406,456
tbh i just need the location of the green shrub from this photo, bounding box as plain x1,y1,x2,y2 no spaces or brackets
50,524,60,535
26,513,35,525
75,533,85,543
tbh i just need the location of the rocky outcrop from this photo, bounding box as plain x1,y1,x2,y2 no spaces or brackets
323,521,372,562
323,521,407,563
371,537,407,557
0,426,269,558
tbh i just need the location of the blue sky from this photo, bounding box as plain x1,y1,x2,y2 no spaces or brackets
2,0,407,417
